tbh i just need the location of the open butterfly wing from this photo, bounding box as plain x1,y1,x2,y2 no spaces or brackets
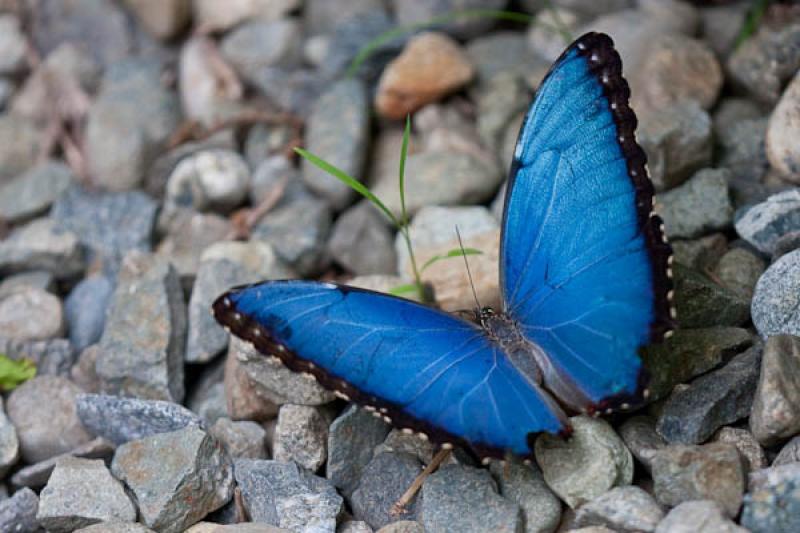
214,280,567,456
500,33,673,409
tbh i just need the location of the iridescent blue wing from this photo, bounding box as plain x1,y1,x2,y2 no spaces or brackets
500,33,674,411
213,280,567,457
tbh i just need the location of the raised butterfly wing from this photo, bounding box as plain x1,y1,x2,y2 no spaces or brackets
500,33,673,410
213,280,567,457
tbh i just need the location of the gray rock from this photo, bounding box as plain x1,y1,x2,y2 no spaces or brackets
51,185,158,278
673,264,750,329
375,429,436,465
752,249,800,337
638,100,712,191
670,233,727,272
193,0,299,31
250,154,303,203
124,0,190,40
112,427,234,533
70,345,102,393
422,463,522,533
701,2,749,59
0,14,27,74
736,189,800,255
0,487,40,533
6,376,92,463
96,252,186,402
223,346,280,422
327,405,391,497
0,286,64,341
76,523,156,533
65,274,113,352
351,452,423,529
0,397,19,478
767,70,800,180
339,521,373,533
469,31,546,84
618,416,667,472
719,119,771,207
0,113,41,181
713,427,767,473
375,522,423,533
655,500,748,533
187,356,228,425
328,202,397,275
165,150,250,215
36,457,136,532
574,486,664,533
741,463,800,533
535,416,633,508
187,241,293,363
774,231,800,260
86,58,181,191
0,218,84,279
76,393,204,445
304,0,386,37
221,19,303,78
727,24,800,105
273,404,329,472
489,459,561,533
713,247,766,300
10,437,114,489
154,210,232,285
713,98,764,145
475,70,530,158
749,335,800,445
302,79,369,209
373,150,501,218
0,161,72,223
651,442,745,517
641,326,753,401
0,270,55,298
656,344,762,444
0,337,74,377
774,434,800,466
249,66,327,117
657,169,733,239
252,195,332,276
209,418,267,460
234,459,342,532
526,7,583,63
392,0,509,40
230,337,335,407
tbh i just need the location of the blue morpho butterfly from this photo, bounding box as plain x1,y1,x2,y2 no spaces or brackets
213,32,675,460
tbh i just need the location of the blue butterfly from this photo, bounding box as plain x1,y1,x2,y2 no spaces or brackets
213,32,674,459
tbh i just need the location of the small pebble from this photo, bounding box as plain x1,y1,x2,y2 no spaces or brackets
773,434,800,466
209,418,268,460
713,247,766,300
10,437,114,490
767,70,800,181
65,275,114,353
655,500,748,533
273,404,329,472
194,0,299,31
328,201,397,276
735,189,800,256
574,486,664,533
712,427,767,473
0,487,41,533
221,19,303,79
166,150,250,214
0,287,65,342
656,168,733,239
673,264,750,329
0,218,85,280
0,113,41,181
489,459,562,533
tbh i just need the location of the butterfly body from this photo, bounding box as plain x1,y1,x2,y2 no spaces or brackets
213,32,674,459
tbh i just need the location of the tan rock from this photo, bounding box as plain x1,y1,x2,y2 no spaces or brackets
376,32,474,120
767,70,800,182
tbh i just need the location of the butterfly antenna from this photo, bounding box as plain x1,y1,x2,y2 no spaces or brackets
456,226,481,312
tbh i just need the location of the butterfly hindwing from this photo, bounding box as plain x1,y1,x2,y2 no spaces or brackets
213,280,567,456
500,32,673,409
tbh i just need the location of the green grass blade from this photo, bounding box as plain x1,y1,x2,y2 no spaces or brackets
399,115,411,227
735,0,771,49
389,283,422,297
420,247,483,273
0,354,36,392
295,147,400,226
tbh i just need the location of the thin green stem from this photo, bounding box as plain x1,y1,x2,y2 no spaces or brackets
735,0,771,49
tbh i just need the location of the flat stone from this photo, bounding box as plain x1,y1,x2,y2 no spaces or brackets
301,78,369,210
656,344,762,444
0,286,64,342
209,418,267,460
376,32,474,119
187,241,293,363
36,457,136,532
641,326,753,401
651,442,745,517
0,270,55,298
273,404,329,472
0,161,72,223
713,247,766,300
351,452,423,529
327,404,391,498
10,437,114,489
234,459,342,532
0,487,40,533
618,416,667,472
751,249,800,337
736,189,800,256
767,70,800,180
749,335,800,445
712,427,767,473
489,459,562,533
51,184,157,277
76,393,204,445
65,274,114,352
0,397,19,478
741,463,800,533
654,500,748,533
574,486,664,533
421,463,522,533
304,0,385,37
638,100,712,191
112,427,234,533
165,150,250,214
656,168,733,239
0,218,84,280
328,201,397,276
535,416,633,508
472,30,546,84
96,252,186,402
6,376,92,463
673,264,750,329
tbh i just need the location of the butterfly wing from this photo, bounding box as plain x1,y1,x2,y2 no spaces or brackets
500,33,674,410
214,280,567,457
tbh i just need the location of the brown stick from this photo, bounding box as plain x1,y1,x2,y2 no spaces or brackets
390,447,451,516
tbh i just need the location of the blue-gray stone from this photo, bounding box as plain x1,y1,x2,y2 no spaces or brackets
65,275,113,352
736,189,800,255
351,452,423,529
0,487,40,533
657,168,734,239
0,161,73,223
392,0,509,40
741,463,800,533
0,218,85,279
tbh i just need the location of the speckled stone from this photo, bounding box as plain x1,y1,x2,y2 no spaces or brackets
351,452,423,529
272,404,329,472
327,405,391,497
735,190,800,256
574,486,664,533
489,459,562,533
749,335,800,446
656,168,733,239
10,437,114,490
0,487,41,533
209,418,267,460
752,249,800,338
712,427,767,473
0,218,85,280
618,416,667,473
0,161,73,223
655,500,748,533
741,463,800,533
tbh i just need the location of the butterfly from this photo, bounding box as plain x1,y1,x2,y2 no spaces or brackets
213,32,675,460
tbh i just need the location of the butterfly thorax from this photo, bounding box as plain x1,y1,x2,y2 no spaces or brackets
481,310,545,387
